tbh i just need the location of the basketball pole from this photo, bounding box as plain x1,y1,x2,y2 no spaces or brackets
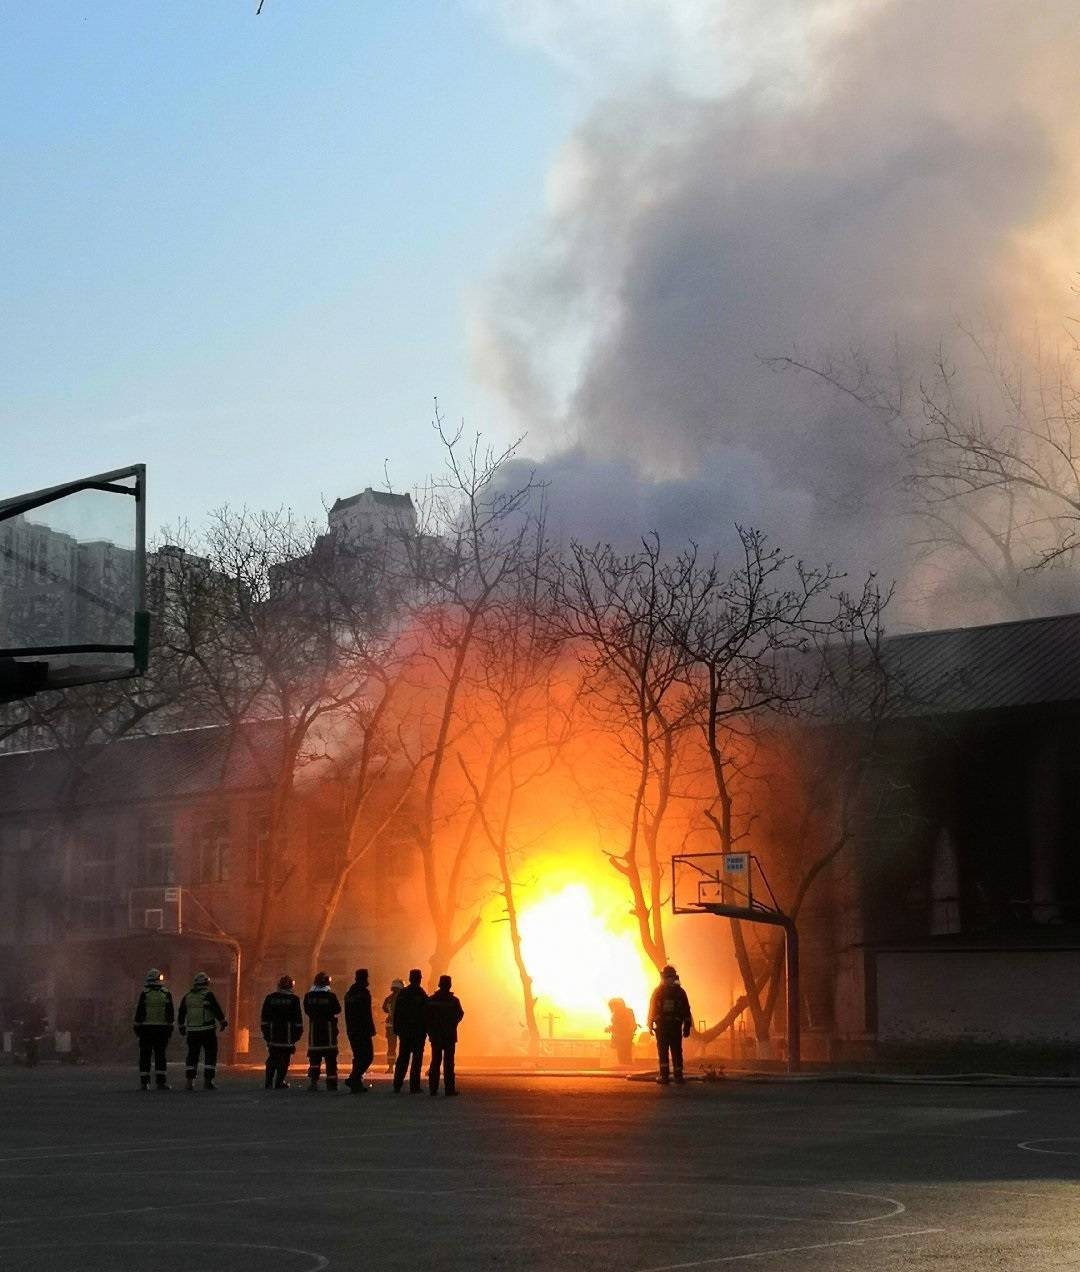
696,902,801,1074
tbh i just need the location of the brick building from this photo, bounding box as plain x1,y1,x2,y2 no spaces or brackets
829,611,1080,1059
0,721,414,1059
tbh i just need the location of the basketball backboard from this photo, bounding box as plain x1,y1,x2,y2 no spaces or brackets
128,886,183,935
671,851,768,916
0,464,147,702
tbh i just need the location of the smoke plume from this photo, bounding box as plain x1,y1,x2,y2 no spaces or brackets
475,0,1080,624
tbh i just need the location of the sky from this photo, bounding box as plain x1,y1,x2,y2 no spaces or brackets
6,0,1080,630
1,1,574,533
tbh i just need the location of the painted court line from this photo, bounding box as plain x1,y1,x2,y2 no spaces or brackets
1017,1138,1080,1156
484,1181,907,1227
637,1228,946,1270
0,1124,444,1165
0,1241,329,1271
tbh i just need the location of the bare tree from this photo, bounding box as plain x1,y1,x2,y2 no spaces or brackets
556,536,695,973
692,576,893,1049
768,327,1080,614
667,527,871,1052
456,523,571,1052
394,415,543,982
161,507,382,1021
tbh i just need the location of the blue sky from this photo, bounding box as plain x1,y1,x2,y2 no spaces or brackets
1,2,574,534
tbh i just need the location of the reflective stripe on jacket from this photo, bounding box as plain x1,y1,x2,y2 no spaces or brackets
261,991,303,1047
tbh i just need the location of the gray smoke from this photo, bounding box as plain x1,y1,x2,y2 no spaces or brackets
475,0,1080,624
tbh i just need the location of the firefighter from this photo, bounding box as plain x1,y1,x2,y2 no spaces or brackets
344,968,376,1093
133,968,174,1090
261,974,303,1089
382,977,404,1072
425,974,464,1097
303,971,341,1091
177,972,228,1091
606,997,638,1066
391,968,428,1094
648,964,693,1084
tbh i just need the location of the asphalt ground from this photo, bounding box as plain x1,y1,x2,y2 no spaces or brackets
1,1065,1079,1270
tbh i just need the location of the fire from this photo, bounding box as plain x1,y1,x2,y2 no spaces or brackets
517,881,655,1036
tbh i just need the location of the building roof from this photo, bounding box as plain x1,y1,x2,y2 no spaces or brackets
330,488,414,514
876,610,1080,718
0,721,283,817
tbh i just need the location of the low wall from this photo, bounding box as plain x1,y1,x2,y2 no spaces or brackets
876,947,1080,1044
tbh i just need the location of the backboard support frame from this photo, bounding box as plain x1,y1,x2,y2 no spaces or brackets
671,851,801,1073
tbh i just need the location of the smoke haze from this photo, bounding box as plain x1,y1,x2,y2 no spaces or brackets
474,0,1080,625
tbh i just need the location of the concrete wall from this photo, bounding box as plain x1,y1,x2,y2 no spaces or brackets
877,949,1080,1043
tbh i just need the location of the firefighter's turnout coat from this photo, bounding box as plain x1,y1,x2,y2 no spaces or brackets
302,986,342,1053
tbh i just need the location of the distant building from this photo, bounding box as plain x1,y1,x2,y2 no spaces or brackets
0,514,135,652
269,486,421,606
0,721,415,1058
328,487,416,543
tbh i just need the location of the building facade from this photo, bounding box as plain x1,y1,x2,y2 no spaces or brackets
0,722,414,1060
828,612,1080,1059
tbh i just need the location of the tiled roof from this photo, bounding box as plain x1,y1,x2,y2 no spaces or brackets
0,721,282,816
869,611,1080,718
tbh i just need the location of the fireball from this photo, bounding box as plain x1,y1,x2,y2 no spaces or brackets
517,881,655,1035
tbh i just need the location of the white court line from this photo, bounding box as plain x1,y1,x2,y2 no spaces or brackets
0,1124,445,1165
462,1180,907,1228
826,1189,906,1224
0,1177,509,1227
0,1191,306,1228
0,1167,905,1229
1017,1138,1080,1156
0,1240,329,1271
637,1228,946,1270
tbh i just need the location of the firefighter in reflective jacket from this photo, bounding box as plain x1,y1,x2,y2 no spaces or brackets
261,975,303,1089
178,972,228,1091
303,972,341,1092
648,964,693,1085
133,968,174,1090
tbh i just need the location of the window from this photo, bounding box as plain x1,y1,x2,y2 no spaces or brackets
138,817,175,885
75,833,118,935
194,815,231,885
249,809,270,884
308,809,343,874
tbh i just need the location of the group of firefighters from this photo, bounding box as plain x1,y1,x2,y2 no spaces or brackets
133,961,692,1091
133,966,464,1096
